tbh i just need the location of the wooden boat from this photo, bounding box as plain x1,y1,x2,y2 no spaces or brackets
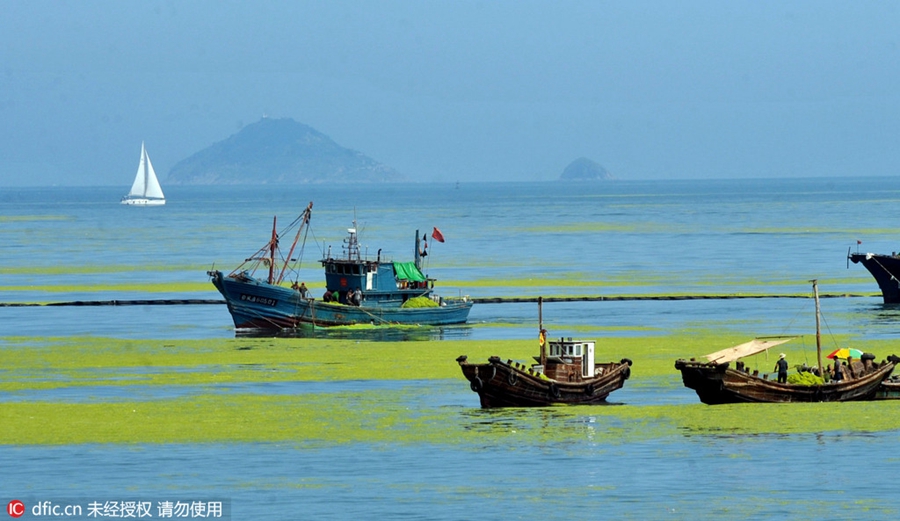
457,297,633,408
848,248,900,303
875,375,900,400
675,280,896,404
209,202,473,330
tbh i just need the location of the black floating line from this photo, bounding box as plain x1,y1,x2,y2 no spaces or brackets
469,294,871,304
0,294,875,307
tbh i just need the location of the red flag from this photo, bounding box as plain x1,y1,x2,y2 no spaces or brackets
431,227,445,243
857,240,862,245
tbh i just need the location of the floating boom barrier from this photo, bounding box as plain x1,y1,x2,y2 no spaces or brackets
0,293,876,307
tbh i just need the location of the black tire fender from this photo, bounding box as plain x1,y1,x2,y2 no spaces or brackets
470,376,483,392
585,384,595,396
620,358,633,380
549,383,560,399
508,370,518,386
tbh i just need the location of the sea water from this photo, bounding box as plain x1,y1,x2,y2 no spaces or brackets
4,178,900,520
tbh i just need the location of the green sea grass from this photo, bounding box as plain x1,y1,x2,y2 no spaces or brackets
3,332,900,445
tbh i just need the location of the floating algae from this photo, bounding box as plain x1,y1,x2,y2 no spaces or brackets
0,263,202,276
0,281,212,294
401,296,439,308
5,332,900,445
786,372,825,386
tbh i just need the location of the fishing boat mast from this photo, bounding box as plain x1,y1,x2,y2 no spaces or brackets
268,216,277,284
276,202,313,284
538,296,547,368
226,202,313,285
812,279,824,378
343,219,360,261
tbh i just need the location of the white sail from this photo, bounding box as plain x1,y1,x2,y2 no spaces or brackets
127,143,148,197
141,145,165,199
122,142,165,205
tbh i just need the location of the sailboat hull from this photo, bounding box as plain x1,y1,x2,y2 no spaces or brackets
121,198,166,206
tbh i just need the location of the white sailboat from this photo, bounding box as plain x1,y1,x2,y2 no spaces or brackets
121,142,165,206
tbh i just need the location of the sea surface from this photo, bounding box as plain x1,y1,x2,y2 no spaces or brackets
4,178,900,519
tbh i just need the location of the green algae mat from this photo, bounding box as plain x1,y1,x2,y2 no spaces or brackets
4,333,900,445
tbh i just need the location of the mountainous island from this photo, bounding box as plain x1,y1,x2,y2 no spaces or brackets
166,117,404,184
559,157,613,181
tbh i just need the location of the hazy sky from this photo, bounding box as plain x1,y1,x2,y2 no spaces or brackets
2,1,899,186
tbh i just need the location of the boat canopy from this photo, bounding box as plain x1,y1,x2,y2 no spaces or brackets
704,336,796,364
393,261,426,282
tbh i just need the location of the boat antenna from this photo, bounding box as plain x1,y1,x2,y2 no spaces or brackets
811,279,823,376
538,296,543,332
538,296,547,369
415,229,421,269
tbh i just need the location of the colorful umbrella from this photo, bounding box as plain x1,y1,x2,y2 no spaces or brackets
826,348,864,359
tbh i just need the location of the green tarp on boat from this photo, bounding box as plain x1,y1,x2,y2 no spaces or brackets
393,262,426,282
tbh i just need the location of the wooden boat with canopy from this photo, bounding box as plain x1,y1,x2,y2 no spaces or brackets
457,297,633,408
675,280,896,404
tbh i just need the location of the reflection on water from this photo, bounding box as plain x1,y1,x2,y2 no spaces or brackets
234,323,473,342
844,301,900,343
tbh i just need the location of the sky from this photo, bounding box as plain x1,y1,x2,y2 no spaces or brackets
1,0,899,186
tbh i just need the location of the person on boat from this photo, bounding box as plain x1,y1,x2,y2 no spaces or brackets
323,289,334,302
349,287,362,306
775,353,789,384
833,357,844,382
291,281,310,298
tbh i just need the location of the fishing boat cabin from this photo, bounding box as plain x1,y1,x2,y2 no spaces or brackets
534,336,606,382
319,225,440,307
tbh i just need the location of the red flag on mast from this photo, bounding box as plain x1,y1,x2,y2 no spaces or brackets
431,227,445,243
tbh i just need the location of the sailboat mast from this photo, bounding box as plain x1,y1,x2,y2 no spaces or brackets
141,143,149,197
812,279,823,375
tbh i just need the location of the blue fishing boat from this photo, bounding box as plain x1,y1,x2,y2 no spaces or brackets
848,249,900,303
209,202,473,330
